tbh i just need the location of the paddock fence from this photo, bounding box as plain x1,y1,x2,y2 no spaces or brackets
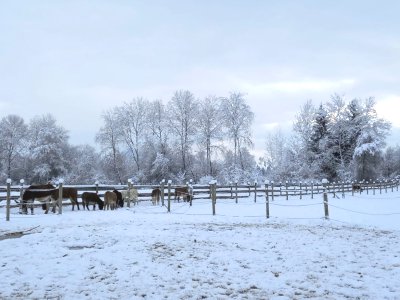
1,179,399,221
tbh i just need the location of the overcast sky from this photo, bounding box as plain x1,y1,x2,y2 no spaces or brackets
1,1,399,157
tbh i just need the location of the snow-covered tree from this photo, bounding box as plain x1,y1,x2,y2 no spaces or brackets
118,98,150,172
0,114,28,180
168,90,198,176
353,98,391,180
96,108,124,183
26,114,69,183
196,96,224,176
222,92,254,169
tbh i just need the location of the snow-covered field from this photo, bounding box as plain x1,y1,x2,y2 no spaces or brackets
1,189,400,299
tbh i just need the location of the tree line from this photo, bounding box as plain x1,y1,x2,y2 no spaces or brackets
0,92,398,185
0,91,256,184
262,95,396,182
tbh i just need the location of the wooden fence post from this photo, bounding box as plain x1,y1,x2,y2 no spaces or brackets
167,180,172,213
265,180,270,219
311,181,314,199
271,181,274,201
322,179,329,220
235,182,238,204
127,179,131,207
254,181,257,203
95,180,99,194
391,180,394,193
230,182,233,199
6,179,11,221
341,181,345,198
286,181,289,200
299,181,302,200
19,179,24,214
385,180,388,193
373,181,376,195
58,179,64,215
380,180,382,194
161,179,165,206
248,182,251,197
210,180,217,215
279,182,282,196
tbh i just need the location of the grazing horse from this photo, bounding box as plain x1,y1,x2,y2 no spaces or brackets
21,184,56,214
113,189,123,208
51,187,80,211
104,191,117,210
82,192,104,210
121,187,138,206
151,188,161,205
174,186,193,202
352,183,363,193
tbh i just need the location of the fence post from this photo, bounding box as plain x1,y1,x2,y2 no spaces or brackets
127,179,131,207
271,181,274,201
6,179,11,221
311,181,314,199
58,179,64,215
322,179,329,220
161,179,165,206
188,180,193,207
230,182,233,199
248,182,251,197
373,181,376,195
379,180,382,194
391,180,394,193
385,180,388,193
95,180,99,194
265,180,270,219
332,182,336,198
19,179,24,214
341,181,345,198
235,181,238,204
280,182,282,196
254,181,257,203
210,180,216,215
167,180,172,213
286,181,289,200
299,181,302,200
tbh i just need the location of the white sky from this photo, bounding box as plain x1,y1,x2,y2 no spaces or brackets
1,1,399,157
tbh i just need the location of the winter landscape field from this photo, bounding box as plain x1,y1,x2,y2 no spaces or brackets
1,188,400,300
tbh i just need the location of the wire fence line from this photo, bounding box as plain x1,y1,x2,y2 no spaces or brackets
1,179,399,222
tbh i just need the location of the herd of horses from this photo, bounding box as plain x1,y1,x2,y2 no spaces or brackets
20,183,193,214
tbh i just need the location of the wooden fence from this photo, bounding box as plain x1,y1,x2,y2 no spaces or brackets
1,180,399,205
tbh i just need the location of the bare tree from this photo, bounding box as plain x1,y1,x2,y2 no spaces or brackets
0,114,28,179
118,97,150,172
197,96,224,176
222,92,254,169
96,108,124,183
168,90,198,175
148,99,169,156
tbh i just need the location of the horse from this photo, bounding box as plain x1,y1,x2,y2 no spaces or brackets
82,192,104,210
121,187,138,206
51,187,80,211
174,186,193,202
151,188,161,205
352,183,363,193
104,191,117,210
22,188,57,214
113,189,123,208
21,184,56,214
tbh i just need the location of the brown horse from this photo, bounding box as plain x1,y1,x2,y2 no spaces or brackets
174,186,192,202
104,191,117,210
82,192,104,210
151,188,161,205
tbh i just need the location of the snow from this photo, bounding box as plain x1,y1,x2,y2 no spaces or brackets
1,188,400,299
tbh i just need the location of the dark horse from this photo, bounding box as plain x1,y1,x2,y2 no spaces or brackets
21,184,55,214
22,185,80,214
82,192,104,210
174,186,193,202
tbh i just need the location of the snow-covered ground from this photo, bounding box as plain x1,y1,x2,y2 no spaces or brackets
1,189,400,299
